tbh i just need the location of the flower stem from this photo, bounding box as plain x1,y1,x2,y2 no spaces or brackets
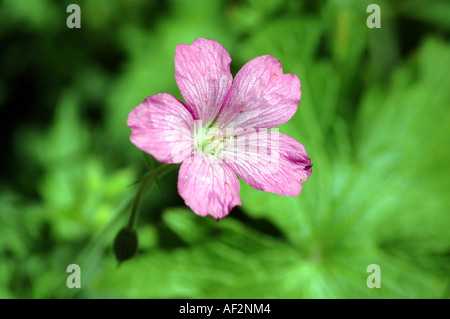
126,164,177,231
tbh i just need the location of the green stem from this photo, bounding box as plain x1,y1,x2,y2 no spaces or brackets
126,164,177,231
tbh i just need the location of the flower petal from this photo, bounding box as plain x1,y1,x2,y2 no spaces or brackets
222,131,311,196
175,38,233,125
127,93,194,163
217,55,301,129
178,154,242,219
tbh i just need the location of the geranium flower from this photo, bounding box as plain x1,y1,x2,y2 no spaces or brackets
127,38,312,219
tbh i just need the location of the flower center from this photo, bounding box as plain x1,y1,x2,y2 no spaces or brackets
195,123,228,157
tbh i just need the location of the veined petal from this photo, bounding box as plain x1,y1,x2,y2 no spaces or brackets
222,131,311,196
178,154,241,219
127,93,194,164
175,38,233,125
217,55,301,129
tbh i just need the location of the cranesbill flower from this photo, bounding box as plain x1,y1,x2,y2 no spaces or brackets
127,38,312,219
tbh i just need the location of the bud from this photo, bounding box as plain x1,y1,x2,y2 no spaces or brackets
113,228,138,264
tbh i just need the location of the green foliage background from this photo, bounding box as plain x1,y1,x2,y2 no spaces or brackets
0,0,449,298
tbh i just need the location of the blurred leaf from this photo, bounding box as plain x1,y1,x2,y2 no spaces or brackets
17,90,136,240
394,0,450,30
89,204,448,298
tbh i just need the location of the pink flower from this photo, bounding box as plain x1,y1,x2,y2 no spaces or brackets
127,38,312,219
